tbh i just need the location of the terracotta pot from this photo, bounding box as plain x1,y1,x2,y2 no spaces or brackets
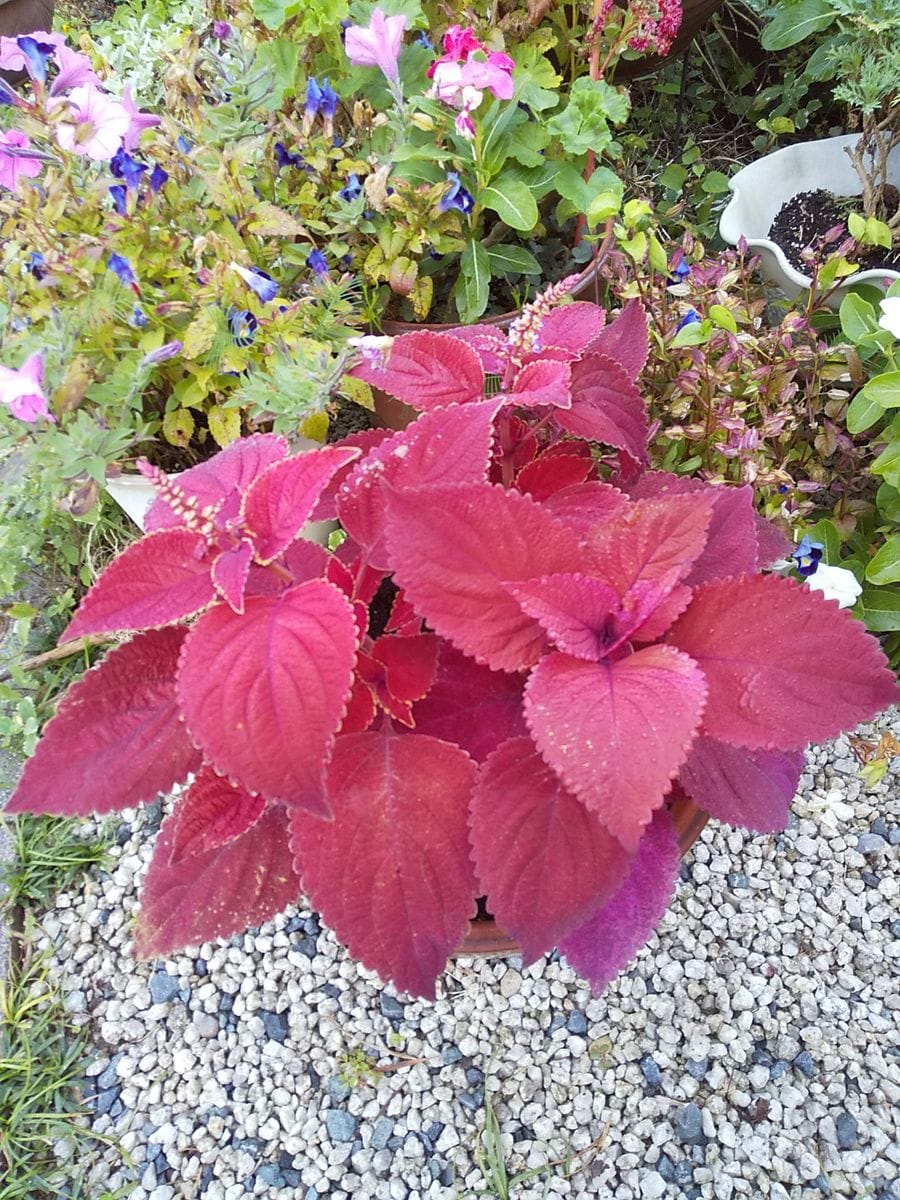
612,0,726,80
454,793,709,958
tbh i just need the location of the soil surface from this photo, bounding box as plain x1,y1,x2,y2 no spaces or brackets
769,188,900,275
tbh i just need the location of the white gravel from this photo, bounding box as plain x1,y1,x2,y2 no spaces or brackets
19,710,900,1199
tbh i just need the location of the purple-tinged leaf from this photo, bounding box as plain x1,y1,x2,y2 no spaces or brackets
6,628,201,816
168,765,266,864
292,724,478,998
211,541,253,613
178,581,359,815
667,574,900,750
679,737,803,832
583,299,649,382
556,353,649,462
524,645,707,851
508,574,622,660
470,737,628,963
446,325,507,374
558,808,680,994
65,529,214,641
531,302,606,357
508,360,571,408
134,801,298,957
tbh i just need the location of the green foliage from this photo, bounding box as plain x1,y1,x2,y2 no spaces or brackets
544,77,630,158
1,817,110,914
83,0,203,105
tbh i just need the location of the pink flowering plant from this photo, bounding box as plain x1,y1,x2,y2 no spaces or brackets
8,283,897,998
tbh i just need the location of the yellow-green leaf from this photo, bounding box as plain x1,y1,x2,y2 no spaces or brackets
181,310,219,360
709,304,738,334
163,408,195,448
207,404,241,448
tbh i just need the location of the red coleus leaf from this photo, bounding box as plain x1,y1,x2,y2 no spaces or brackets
584,298,649,382
338,399,503,571
211,541,253,614
556,352,649,462
134,800,298,958
629,472,758,584
666,574,900,750
679,736,803,833
585,494,712,595
311,429,392,521
339,676,378,734
543,481,630,539
64,529,215,641
358,634,440,726
350,331,485,410
470,737,628,963
168,765,266,865
515,453,595,502
508,574,623,660
446,325,508,374
558,808,680,994
291,724,478,998
178,581,358,816
411,643,528,762
755,514,793,569
6,628,201,817
508,359,572,408
524,645,707,851
145,433,288,531
243,444,361,562
244,540,329,600
384,482,583,672
530,302,606,358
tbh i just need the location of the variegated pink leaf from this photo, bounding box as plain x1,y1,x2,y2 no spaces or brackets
168,765,266,864
558,808,680,994
349,331,485,410
583,298,649,381
667,574,900,750
556,352,649,462
6,628,201,816
679,736,803,832
470,737,629,963
524,645,707,850
178,581,359,815
291,724,478,998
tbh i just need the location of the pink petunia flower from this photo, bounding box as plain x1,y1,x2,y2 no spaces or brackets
120,84,160,151
427,26,515,109
0,351,53,423
0,130,43,193
436,25,482,61
52,83,130,159
50,44,101,96
344,7,406,84
0,30,65,73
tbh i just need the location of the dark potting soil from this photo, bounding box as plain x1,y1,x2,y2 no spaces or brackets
769,188,900,275
326,398,373,443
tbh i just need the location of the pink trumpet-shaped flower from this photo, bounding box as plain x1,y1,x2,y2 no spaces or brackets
0,351,53,422
50,44,101,96
120,84,160,150
52,83,130,159
0,30,64,72
344,7,406,84
0,130,43,193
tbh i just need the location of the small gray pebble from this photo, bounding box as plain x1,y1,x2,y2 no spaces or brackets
870,818,888,838
459,1090,483,1111
327,1077,351,1102
325,1110,358,1143
441,1045,462,1065
640,1054,662,1087
465,1067,484,1086
96,1053,124,1091
291,936,318,960
794,1050,815,1077
857,833,887,854
149,970,180,1005
835,1111,859,1150
862,871,881,888
727,872,750,889
891,919,900,939
548,1014,566,1033
260,1010,289,1043
770,1059,789,1080
888,827,900,846
95,1086,120,1117
566,1010,588,1035
379,993,404,1020
257,1165,285,1187
370,1116,394,1151
657,1153,675,1182
685,1056,708,1079
674,1159,694,1184
674,1103,705,1145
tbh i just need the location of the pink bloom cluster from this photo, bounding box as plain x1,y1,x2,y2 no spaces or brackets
426,25,515,140
627,0,683,56
0,351,53,423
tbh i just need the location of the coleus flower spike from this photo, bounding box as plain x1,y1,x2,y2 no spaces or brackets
9,300,898,1001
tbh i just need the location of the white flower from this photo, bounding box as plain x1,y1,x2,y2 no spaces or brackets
805,563,862,608
878,296,900,339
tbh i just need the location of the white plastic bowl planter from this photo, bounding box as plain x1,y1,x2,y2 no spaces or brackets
105,436,336,544
719,134,900,303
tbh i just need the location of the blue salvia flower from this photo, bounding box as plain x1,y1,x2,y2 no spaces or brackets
109,184,128,216
141,340,182,366
417,32,433,49
130,305,149,328
108,253,138,288
790,535,824,578
149,164,169,193
338,174,362,202
307,250,329,278
230,262,279,303
110,147,146,192
274,141,303,170
176,135,192,154
227,307,258,347
16,36,55,86
438,172,474,214
671,259,690,280
305,78,323,124
319,79,338,120
26,252,45,280
675,308,701,331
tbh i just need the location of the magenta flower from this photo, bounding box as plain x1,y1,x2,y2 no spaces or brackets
0,130,43,193
344,7,406,84
0,351,53,423
120,84,160,151
52,84,130,159
50,44,101,96
427,27,515,110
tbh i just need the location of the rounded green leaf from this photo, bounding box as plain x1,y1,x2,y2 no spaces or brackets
760,0,835,51
481,175,540,232
865,536,900,586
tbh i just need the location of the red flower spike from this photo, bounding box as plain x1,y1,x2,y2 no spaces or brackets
168,765,266,865
558,807,680,995
585,494,712,595
338,398,504,571
292,725,479,999
145,433,288,532
64,528,215,641
384,481,583,672
242,444,361,562
6,628,201,817
556,352,650,462
349,330,485,410
524,645,707,851
134,801,299,958
679,737,804,833
583,298,649,382
411,643,528,763
666,574,900,751
515,454,595,502
178,581,359,816
543,481,630,540
508,360,572,408
470,738,629,963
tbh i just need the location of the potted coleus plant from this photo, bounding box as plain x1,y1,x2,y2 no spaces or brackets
6,284,897,998
720,0,900,300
